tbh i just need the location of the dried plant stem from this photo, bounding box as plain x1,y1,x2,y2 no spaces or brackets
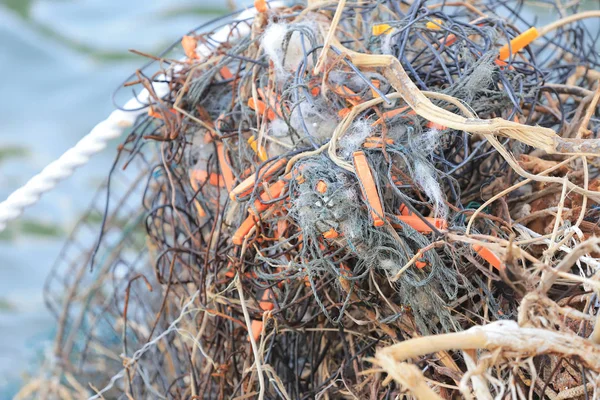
462,350,493,400
236,277,266,400
375,355,444,400
486,135,600,198
538,11,600,36
543,176,569,265
591,311,600,345
465,154,576,235
538,238,600,294
378,320,600,373
391,240,446,281
326,31,600,155
313,0,346,74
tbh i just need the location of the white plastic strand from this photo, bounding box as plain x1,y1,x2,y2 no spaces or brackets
0,83,168,231
0,2,271,232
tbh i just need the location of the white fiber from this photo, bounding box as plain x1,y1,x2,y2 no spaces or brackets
388,124,408,141
290,101,337,142
414,159,447,219
340,218,362,242
269,118,289,138
262,23,288,75
189,131,212,170
267,119,293,156
261,22,315,79
380,259,398,275
339,119,372,159
380,28,398,55
285,28,312,72
328,71,369,93
414,128,440,153
407,128,447,217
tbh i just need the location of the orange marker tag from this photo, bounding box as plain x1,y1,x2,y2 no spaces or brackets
229,158,287,201
353,151,385,227
250,180,287,215
181,35,199,60
254,0,268,13
393,216,447,233
472,244,505,270
248,98,276,121
232,214,258,246
323,228,339,239
316,180,328,194
216,142,235,192
498,27,539,60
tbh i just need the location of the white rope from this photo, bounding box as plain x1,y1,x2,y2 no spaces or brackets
0,84,168,231
0,2,273,232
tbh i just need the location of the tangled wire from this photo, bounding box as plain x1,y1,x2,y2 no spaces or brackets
16,0,600,399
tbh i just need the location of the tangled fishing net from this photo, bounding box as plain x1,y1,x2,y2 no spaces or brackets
16,0,600,398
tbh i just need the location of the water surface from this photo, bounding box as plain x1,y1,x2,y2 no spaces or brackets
0,0,227,395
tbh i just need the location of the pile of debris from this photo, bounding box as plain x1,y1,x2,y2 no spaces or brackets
18,1,600,399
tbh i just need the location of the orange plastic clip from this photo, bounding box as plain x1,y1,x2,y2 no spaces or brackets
353,151,385,227
316,180,328,194
229,158,287,201
250,180,287,215
372,106,446,130
257,88,287,119
371,79,381,98
148,108,162,120
323,228,339,239
148,107,176,120
190,169,225,187
232,215,258,246
399,204,412,216
220,66,234,80
334,86,362,116
498,27,539,60
249,290,273,342
258,290,274,311
372,23,392,36
363,137,394,149
472,244,505,270
248,136,268,161
340,263,351,275
336,86,362,105
394,215,447,233
248,98,276,121
254,0,268,13
427,122,447,130
426,19,443,30
338,108,352,118
216,143,235,192
181,35,199,60
391,175,404,187
371,106,411,126
250,320,263,341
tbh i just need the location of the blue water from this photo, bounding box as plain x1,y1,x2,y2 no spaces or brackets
0,0,229,395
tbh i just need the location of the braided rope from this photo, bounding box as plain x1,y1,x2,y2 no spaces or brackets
0,84,168,231
0,3,271,233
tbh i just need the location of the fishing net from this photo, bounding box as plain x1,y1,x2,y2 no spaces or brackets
16,0,600,399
